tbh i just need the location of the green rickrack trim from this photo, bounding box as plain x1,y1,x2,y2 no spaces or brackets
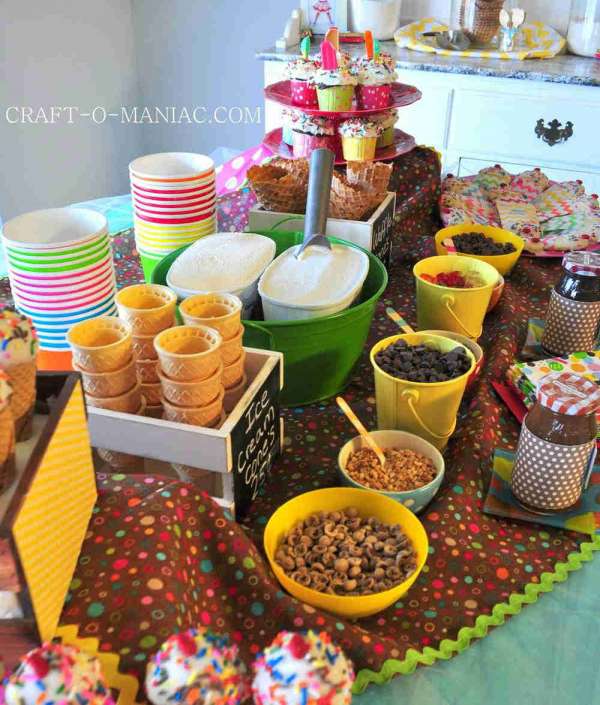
353,534,600,694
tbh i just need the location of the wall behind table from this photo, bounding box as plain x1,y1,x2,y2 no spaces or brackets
131,0,297,156
402,0,572,34
0,0,142,220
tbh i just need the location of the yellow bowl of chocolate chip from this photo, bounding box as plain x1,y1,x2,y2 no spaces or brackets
338,430,445,514
264,487,428,619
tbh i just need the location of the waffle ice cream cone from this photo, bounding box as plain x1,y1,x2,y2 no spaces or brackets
154,325,222,382
97,400,146,469
162,387,224,427
223,351,246,389
0,372,15,493
0,308,39,442
270,157,309,182
179,293,242,340
347,161,393,194
247,163,308,214
330,172,384,221
116,284,177,335
67,316,132,373
158,362,223,408
74,357,137,398
136,358,159,383
85,381,142,413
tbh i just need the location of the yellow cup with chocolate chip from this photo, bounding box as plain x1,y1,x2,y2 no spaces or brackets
264,487,428,619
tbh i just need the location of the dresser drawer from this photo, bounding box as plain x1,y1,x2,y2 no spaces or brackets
448,89,600,168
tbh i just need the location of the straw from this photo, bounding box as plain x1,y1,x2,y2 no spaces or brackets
336,396,386,469
385,307,415,334
443,238,458,255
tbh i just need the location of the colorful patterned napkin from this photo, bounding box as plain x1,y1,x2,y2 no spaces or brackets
496,199,541,243
510,169,550,202
484,449,600,536
395,18,566,59
533,184,576,221
440,190,500,226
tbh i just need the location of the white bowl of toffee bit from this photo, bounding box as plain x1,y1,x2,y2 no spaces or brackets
338,430,445,514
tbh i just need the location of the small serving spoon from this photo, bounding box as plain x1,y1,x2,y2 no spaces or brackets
336,396,386,469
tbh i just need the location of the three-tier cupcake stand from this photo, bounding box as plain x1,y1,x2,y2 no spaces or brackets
263,79,422,165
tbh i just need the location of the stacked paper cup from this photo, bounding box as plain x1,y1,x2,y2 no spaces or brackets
115,284,177,418
179,294,246,412
1,208,117,365
154,325,225,428
67,316,144,468
129,152,217,281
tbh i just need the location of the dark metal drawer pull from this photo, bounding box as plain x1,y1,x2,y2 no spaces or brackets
535,119,574,147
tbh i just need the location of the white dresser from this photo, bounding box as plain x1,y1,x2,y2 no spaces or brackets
257,43,600,192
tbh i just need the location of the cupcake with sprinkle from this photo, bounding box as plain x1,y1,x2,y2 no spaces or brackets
2,642,114,705
338,118,381,161
145,628,249,705
252,630,355,705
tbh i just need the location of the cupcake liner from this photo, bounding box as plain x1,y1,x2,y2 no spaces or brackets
316,85,355,112
356,84,392,110
162,387,225,427
282,124,294,146
154,325,222,382
377,126,395,149
341,136,378,162
290,79,318,107
158,362,224,408
292,131,341,160
180,294,242,340
116,284,177,335
67,316,132,373
75,356,138,398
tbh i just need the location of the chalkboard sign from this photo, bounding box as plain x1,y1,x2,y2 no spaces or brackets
371,194,396,268
230,359,282,516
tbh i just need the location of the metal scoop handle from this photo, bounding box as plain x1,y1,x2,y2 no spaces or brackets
296,148,334,259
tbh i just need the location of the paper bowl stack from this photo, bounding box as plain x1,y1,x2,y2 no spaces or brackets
67,316,144,468
1,208,117,366
115,284,177,418
129,152,217,281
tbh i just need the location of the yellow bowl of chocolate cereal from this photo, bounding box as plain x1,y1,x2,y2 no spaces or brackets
338,430,445,514
264,487,428,619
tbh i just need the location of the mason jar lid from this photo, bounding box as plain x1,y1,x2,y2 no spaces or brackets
537,372,600,416
563,252,600,277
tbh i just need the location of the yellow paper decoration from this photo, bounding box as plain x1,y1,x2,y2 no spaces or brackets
12,381,97,642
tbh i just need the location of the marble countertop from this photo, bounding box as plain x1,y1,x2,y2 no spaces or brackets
257,40,600,87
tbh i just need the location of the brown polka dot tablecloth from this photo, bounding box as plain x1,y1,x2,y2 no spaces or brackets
1,148,598,696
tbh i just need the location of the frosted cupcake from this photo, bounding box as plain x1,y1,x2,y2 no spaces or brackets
314,66,358,112
3,642,114,705
292,114,340,159
281,108,302,146
252,631,355,705
286,57,320,107
356,59,397,109
0,370,14,494
373,109,398,148
0,307,38,441
338,118,381,161
145,628,249,705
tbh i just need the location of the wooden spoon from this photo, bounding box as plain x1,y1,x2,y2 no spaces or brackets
336,396,386,469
